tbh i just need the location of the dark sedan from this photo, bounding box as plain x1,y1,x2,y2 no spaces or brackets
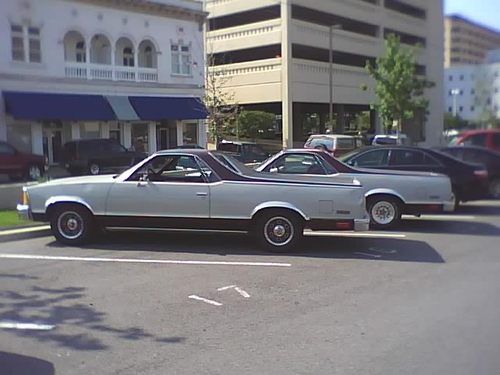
437,146,500,198
339,146,490,207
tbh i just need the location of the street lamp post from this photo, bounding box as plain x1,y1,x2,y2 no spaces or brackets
329,24,342,132
451,88,460,117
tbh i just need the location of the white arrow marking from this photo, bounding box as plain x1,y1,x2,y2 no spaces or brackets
234,287,250,298
0,321,55,330
188,295,223,306
368,247,398,254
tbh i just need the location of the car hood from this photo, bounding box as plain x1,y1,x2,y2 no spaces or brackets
37,174,117,186
352,167,444,177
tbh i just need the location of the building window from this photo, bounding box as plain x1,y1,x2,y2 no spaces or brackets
470,106,475,112
171,41,191,75
76,41,86,63
11,24,25,61
123,47,134,66
459,106,463,112
449,75,453,81
144,46,153,68
448,107,452,112
28,27,41,63
471,88,475,95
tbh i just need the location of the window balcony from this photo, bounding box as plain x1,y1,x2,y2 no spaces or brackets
64,62,159,83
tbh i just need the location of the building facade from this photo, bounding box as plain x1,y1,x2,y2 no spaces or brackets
1,0,207,164
205,0,444,147
444,50,500,123
444,15,500,68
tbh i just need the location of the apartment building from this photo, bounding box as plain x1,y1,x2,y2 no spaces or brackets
0,0,207,164
445,50,500,123
205,0,444,147
444,15,500,68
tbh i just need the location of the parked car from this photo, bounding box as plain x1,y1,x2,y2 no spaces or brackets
372,134,411,146
450,129,500,152
18,149,369,252
0,140,45,181
304,134,357,157
338,146,490,207
217,141,269,163
61,139,147,175
438,146,500,198
174,144,205,149
255,149,454,228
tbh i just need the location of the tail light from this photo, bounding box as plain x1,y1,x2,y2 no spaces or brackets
473,169,488,179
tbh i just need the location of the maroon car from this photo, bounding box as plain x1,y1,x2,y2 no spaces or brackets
0,141,45,181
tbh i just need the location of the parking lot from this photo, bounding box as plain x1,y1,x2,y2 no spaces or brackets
1,201,500,374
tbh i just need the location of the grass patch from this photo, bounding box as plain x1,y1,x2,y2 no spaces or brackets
0,210,30,228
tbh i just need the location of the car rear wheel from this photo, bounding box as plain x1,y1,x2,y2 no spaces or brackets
88,163,100,175
27,164,42,181
254,210,303,252
489,179,500,199
367,196,401,229
50,204,95,246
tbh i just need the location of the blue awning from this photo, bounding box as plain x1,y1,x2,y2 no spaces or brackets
129,96,208,120
3,92,116,121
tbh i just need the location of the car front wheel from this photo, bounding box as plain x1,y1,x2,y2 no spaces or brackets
254,210,303,252
367,196,401,229
50,204,95,245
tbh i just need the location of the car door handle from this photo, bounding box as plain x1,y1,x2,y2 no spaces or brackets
196,192,208,197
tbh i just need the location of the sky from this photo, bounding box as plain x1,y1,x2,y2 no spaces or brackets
445,0,500,31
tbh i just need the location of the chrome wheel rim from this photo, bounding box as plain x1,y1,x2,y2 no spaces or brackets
264,216,294,247
89,164,100,175
57,211,84,240
371,201,396,225
29,165,41,180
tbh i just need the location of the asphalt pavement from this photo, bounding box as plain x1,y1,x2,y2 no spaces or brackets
0,201,499,374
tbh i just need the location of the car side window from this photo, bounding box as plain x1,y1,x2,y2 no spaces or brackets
0,142,15,155
463,149,486,163
268,154,327,175
351,150,389,167
390,150,425,165
423,153,441,166
129,155,206,183
463,134,487,147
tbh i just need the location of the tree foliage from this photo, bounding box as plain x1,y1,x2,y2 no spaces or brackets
204,55,239,144
236,111,276,139
444,113,469,130
365,34,435,132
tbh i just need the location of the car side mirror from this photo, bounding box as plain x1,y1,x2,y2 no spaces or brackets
269,167,278,173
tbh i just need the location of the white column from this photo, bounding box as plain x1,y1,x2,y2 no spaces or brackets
134,49,139,82
0,95,7,141
86,37,91,79
31,122,43,156
100,122,110,138
71,122,80,140
111,47,116,81
281,2,293,148
148,122,157,154
123,122,132,149
198,120,207,148
176,121,184,147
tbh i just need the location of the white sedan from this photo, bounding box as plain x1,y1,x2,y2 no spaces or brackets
255,149,455,229
18,149,370,252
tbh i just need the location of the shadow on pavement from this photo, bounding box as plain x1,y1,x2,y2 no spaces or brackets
0,281,186,351
401,219,500,236
0,351,55,375
47,232,445,264
457,203,500,217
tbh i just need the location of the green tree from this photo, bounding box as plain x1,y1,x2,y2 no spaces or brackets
444,112,468,130
364,34,434,133
237,111,276,139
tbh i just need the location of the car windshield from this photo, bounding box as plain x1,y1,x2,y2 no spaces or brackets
337,149,362,162
336,138,355,149
212,152,256,175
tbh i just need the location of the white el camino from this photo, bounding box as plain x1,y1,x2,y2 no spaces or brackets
17,149,369,252
254,149,455,229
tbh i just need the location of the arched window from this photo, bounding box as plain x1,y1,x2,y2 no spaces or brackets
123,47,134,66
144,46,152,68
76,41,86,62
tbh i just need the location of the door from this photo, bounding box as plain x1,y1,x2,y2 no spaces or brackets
105,154,210,226
388,149,445,174
157,128,169,150
43,129,62,165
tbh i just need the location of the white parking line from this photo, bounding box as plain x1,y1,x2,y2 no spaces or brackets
0,321,55,331
234,287,251,298
217,285,237,291
188,295,223,306
403,215,476,221
0,254,292,268
305,231,406,239
0,225,50,236
354,252,382,258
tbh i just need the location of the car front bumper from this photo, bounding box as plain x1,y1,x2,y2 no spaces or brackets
354,218,370,231
443,196,456,212
16,204,32,221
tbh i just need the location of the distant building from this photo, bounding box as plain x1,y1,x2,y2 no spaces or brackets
444,15,500,68
205,0,444,146
1,0,207,164
444,49,500,122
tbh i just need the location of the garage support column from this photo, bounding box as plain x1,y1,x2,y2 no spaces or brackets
71,123,80,140
148,122,157,154
198,120,207,148
31,123,43,156
123,123,132,149
100,122,110,139
336,104,345,133
281,1,293,149
176,121,183,147
0,96,7,141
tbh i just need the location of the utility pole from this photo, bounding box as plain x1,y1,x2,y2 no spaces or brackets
329,24,342,133
451,88,460,117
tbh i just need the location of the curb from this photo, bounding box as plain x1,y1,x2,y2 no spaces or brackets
0,225,51,242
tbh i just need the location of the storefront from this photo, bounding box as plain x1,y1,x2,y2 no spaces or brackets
2,91,208,164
